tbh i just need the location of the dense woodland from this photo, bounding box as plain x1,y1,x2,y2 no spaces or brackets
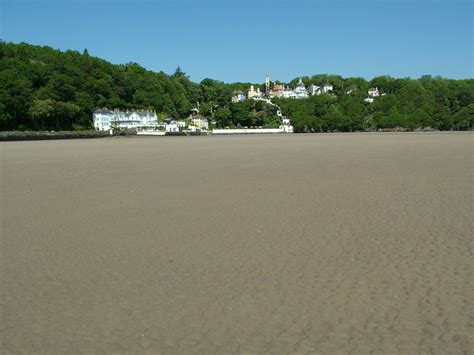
1,41,473,132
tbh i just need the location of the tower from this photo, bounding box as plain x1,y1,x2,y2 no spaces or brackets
265,74,270,94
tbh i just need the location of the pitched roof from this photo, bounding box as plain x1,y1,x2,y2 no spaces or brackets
192,114,207,121
94,108,156,117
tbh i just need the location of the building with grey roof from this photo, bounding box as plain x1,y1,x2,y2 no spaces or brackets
93,109,158,131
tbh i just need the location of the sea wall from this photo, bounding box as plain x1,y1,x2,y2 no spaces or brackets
212,128,285,135
0,130,111,141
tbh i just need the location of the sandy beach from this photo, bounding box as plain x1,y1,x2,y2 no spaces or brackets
1,133,473,354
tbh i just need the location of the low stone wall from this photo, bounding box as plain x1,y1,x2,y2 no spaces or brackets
137,131,166,136
137,131,208,136
0,130,111,141
212,128,285,135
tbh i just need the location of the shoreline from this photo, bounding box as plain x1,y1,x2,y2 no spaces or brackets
1,129,472,141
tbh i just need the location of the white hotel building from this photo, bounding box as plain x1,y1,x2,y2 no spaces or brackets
93,109,158,131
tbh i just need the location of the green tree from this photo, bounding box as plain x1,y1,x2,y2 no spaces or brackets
214,107,231,127
29,99,55,130
453,104,474,130
172,66,187,78
53,101,80,130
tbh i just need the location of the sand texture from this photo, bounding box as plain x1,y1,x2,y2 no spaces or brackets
1,133,473,354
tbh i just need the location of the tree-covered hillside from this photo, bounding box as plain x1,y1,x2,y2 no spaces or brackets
277,75,473,132
0,42,233,130
0,41,472,131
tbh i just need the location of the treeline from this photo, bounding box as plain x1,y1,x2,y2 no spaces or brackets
278,75,473,132
0,41,473,131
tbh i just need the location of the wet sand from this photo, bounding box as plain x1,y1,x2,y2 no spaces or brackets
1,133,473,354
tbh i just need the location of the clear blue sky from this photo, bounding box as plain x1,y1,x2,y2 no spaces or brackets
1,0,473,83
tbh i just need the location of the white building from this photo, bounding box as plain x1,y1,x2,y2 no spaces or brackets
364,87,381,103
293,78,309,99
321,83,333,94
308,83,333,96
368,87,380,97
93,109,157,131
162,119,186,132
231,91,246,103
165,122,180,132
309,84,321,96
282,86,296,99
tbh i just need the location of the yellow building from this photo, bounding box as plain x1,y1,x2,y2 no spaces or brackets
247,85,262,100
190,114,209,130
